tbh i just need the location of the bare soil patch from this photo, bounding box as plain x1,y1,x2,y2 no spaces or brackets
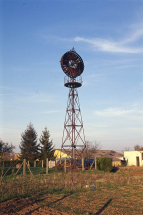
0,197,70,215
118,166,143,176
1,167,143,214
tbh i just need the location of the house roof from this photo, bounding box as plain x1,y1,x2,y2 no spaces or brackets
91,150,123,161
56,149,123,161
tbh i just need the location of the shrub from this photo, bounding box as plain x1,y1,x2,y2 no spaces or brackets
121,160,127,167
97,157,113,172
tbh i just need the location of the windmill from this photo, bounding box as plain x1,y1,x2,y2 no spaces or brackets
60,48,86,160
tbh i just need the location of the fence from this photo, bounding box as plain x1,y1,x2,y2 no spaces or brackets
0,156,97,179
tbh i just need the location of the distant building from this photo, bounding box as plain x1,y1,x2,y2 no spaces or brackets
54,149,123,167
54,149,71,159
124,150,143,166
92,150,124,167
11,153,21,160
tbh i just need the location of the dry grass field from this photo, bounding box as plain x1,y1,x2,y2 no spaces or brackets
0,166,143,214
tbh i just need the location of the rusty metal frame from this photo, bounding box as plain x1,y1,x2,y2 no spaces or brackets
61,87,86,159
61,49,86,160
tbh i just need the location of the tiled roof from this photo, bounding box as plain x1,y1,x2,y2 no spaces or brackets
56,149,123,161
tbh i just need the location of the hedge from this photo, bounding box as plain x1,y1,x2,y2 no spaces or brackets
121,160,128,167
97,157,113,172
0,160,46,168
0,160,23,167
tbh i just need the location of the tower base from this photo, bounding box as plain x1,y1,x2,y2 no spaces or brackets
62,87,86,159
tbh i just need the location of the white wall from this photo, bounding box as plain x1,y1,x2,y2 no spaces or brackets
124,151,143,166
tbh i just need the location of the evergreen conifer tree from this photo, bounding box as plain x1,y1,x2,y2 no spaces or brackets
19,123,40,161
39,127,55,160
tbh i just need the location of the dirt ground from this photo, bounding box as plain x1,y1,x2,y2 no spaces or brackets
117,166,143,175
1,166,143,215
1,186,143,215
0,197,71,215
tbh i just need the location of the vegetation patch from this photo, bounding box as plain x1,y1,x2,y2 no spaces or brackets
97,157,113,172
0,166,143,214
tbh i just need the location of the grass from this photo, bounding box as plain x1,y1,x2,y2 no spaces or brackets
0,166,143,214
0,166,58,177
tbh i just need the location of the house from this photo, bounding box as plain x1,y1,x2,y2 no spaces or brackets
54,149,71,159
54,149,123,167
92,150,124,167
10,153,21,160
124,149,143,166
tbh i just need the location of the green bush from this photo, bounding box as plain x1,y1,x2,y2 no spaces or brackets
97,157,113,172
121,160,127,167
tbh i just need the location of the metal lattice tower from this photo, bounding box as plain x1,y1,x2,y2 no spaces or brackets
60,48,86,159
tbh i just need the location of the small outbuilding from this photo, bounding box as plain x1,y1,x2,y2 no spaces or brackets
124,149,143,166
54,149,71,159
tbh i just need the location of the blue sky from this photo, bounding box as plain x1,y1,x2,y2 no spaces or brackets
0,0,143,153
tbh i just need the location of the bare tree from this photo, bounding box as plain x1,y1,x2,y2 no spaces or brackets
134,144,143,151
0,139,15,176
124,147,130,151
0,140,15,160
82,140,102,159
